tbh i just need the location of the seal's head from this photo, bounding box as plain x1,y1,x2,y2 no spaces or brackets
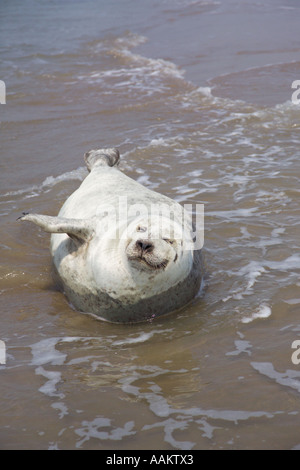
126,232,175,271
124,214,191,278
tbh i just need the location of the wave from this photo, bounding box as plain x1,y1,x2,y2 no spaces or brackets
77,32,188,100
2,166,87,200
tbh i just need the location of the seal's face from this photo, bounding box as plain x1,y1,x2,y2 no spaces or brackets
125,216,182,272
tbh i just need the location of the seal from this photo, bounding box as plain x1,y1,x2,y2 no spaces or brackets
20,148,204,323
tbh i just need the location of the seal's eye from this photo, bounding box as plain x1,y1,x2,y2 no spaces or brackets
137,225,147,233
163,238,175,245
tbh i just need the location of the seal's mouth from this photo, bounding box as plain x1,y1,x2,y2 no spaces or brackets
141,256,169,270
128,254,169,270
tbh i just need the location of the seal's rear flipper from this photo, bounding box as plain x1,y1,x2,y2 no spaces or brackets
18,213,94,246
84,148,120,172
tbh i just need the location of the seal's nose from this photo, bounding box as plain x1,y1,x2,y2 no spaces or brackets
136,239,154,254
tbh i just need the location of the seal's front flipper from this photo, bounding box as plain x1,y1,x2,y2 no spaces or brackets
19,213,94,246
84,148,120,172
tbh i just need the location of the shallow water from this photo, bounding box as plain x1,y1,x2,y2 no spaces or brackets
1,0,300,450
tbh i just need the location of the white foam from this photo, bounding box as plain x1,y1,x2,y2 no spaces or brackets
237,261,267,291
271,227,285,238
143,403,274,449
226,340,252,356
75,418,135,448
3,166,87,199
31,337,68,366
78,32,187,99
284,299,300,305
52,402,69,419
241,304,272,324
112,329,173,346
30,336,104,367
187,169,203,177
239,227,252,238
265,254,300,272
196,86,213,98
112,332,154,346
251,362,300,394
79,56,185,95
41,167,87,189
136,174,158,188
149,137,169,146
35,365,64,399
114,33,147,49
30,336,93,403
206,207,257,220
